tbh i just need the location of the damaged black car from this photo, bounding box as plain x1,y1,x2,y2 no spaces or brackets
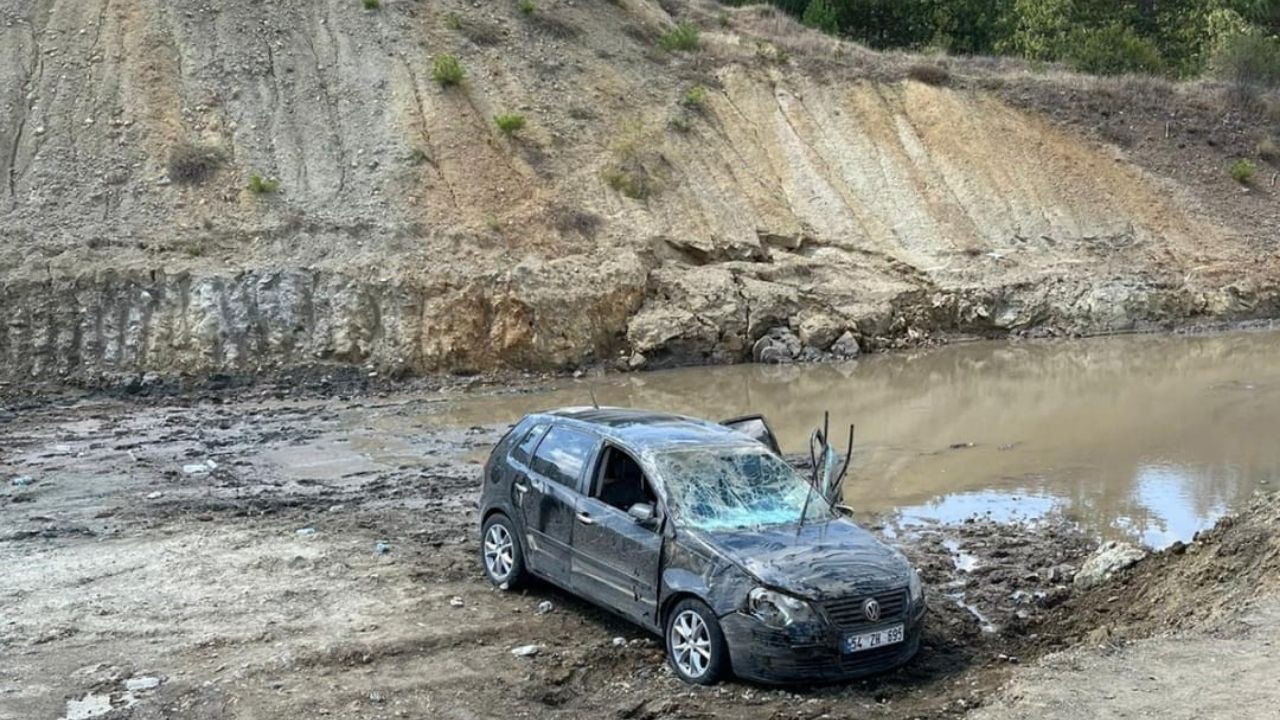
478,407,926,685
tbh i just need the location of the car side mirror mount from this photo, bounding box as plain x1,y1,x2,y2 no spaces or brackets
628,502,656,525
834,504,855,517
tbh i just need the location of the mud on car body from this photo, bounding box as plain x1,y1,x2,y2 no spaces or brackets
478,407,926,684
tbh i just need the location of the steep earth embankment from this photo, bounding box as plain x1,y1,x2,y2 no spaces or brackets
2,0,1278,384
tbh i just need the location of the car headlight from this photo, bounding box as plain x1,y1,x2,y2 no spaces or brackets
748,588,820,628
908,567,924,603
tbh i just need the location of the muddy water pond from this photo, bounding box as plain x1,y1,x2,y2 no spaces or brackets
419,330,1280,548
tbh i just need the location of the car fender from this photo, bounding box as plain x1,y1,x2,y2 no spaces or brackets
660,551,755,619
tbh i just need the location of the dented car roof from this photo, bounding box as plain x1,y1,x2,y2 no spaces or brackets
543,407,757,452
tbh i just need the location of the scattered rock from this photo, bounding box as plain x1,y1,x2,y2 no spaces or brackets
536,600,554,614
182,460,218,475
627,352,647,370
1074,541,1148,589
449,596,465,608
612,636,627,647
375,541,391,554
752,327,801,364
796,314,843,350
11,475,33,487
296,527,316,537
830,331,861,358
124,676,161,692
511,644,541,657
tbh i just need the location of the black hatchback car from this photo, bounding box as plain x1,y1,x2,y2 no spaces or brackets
478,407,925,685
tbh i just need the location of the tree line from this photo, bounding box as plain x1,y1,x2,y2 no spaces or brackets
728,0,1280,83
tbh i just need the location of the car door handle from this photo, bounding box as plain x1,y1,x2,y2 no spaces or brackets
576,512,595,525
514,482,528,493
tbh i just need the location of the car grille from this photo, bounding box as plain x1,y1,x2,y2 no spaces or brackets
821,588,908,630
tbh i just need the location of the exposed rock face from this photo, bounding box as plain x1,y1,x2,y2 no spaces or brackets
1,0,1277,383
0,260,645,380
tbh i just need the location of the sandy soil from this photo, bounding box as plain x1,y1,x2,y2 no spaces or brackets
972,599,1280,720
1,388,1276,720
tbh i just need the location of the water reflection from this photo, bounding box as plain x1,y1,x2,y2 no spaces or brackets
428,330,1280,548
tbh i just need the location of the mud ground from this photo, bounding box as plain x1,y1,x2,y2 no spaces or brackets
0,389,1275,719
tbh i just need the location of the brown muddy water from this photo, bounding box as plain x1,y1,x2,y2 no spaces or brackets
423,330,1280,549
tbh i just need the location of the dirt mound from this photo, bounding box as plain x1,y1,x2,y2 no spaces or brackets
1036,491,1280,647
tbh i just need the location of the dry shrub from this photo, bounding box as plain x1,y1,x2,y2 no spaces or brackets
528,11,581,39
547,204,603,238
450,14,505,46
168,143,225,184
1260,137,1280,167
602,121,667,200
907,63,950,86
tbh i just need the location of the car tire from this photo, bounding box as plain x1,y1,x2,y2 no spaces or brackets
665,598,729,685
480,514,526,590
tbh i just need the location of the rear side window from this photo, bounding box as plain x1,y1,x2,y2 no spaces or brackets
530,426,596,489
510,422,549,465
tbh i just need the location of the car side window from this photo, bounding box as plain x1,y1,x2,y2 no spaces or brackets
594,446,658,515
530,426,596,489
510,422,548,465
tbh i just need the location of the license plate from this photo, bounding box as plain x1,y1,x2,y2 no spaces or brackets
843,624,905,654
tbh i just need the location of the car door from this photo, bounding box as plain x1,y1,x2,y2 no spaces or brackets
570,446,663,627
721,414,781,455
516,424,598,586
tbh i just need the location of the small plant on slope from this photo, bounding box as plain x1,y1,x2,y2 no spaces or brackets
432,53,465,86
248,174,281,194
658,21,699,52
494,112,526,135
1231,158,1256,184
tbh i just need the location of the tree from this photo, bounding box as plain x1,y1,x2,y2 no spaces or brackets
802,0,840,33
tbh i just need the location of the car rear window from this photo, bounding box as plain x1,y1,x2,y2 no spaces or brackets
530,426,596,489
510,422,548,465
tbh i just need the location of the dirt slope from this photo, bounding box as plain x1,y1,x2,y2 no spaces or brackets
972,492,1280,720
2,0,1278,384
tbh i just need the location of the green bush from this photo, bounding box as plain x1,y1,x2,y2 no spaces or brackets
1231,158,1256,184
1064,24,1163,76
248,174,280,194
362,0,380,9
494,112,526,135
801,0,838,34
432,53,465,86
518,0,536,14
682,85,709,109
658,21,700,52
444,12,462,30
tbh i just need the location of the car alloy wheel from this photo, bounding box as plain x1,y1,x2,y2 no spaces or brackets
670,609,712,678
483,522,515,581
665,598,728,684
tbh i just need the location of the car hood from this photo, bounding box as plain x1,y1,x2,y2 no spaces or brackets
691,519,911,601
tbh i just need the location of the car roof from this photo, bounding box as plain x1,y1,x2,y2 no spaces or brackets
535,406,757,453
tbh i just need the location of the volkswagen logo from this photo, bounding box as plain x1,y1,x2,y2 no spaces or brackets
862,597,881,622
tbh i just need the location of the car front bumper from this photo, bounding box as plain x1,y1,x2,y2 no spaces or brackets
720,605,925,684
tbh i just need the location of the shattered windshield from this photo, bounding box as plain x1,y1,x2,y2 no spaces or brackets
654,446,835,531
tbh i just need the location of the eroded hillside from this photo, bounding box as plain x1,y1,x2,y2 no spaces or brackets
2,0,1278,383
